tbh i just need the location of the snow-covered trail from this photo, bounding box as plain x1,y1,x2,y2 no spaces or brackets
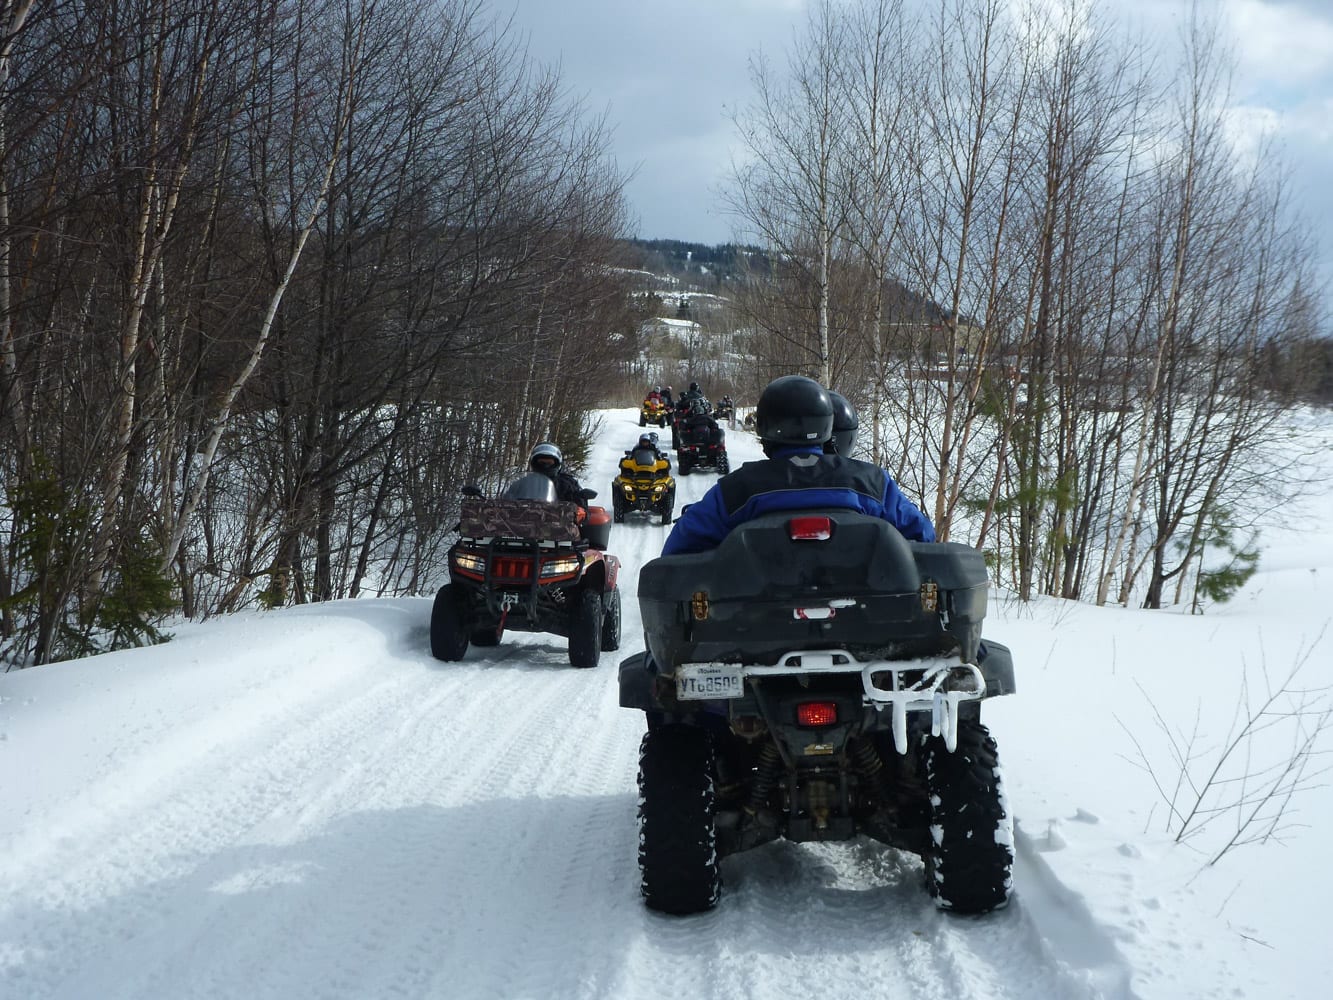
0,410,1131,1000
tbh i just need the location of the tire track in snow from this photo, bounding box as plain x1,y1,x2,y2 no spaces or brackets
6,660,462,1000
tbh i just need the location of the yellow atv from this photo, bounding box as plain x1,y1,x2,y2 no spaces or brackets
640,396,669,427
612,445,675,525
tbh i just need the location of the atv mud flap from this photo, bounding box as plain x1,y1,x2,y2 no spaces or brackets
678,650,987,754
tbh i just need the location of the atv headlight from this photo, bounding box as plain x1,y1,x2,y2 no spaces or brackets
540,554,582,578
451,549,486,574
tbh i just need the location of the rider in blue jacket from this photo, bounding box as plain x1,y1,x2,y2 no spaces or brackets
661,376,934,556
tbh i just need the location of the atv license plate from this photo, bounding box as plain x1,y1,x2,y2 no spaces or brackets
676,663,743,700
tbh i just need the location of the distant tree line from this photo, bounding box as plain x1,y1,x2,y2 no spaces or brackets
723,0,1326,610
0,0,635,665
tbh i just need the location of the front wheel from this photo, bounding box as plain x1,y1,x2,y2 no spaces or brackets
567,587,604,668
638,725,720,914
430,584,469,661
601,586,622,651
924,721,1013,914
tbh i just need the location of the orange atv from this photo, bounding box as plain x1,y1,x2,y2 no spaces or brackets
612,445,675,525
640,396,669,427
432,473,621,668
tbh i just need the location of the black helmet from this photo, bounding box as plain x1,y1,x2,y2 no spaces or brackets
638,433,656,449
528,442,562,475
689,381,700,393
755,375,833,448
826,391,859,456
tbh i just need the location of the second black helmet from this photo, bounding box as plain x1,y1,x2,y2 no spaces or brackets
826,391,859,456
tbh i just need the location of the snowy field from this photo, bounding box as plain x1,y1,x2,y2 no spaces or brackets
2,408,1331,999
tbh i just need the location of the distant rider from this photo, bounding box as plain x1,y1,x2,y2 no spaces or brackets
626,432,671,471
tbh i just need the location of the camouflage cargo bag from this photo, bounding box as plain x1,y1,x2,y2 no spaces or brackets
458,498,583,542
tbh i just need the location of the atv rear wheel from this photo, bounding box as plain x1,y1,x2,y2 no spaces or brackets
430,584,469,661
601,586,622,651
924,721,1012,914
638,724,721,915
567,586,604,668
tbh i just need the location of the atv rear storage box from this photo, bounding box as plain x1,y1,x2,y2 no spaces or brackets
638,510,990,669
581,507,612,550
459,497,583,542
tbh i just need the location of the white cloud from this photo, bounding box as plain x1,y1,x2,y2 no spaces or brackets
1226,0,1333,90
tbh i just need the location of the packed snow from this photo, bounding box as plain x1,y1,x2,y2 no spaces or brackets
3,408,1332,999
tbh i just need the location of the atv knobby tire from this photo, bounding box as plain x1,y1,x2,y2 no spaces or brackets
924,721,1012,914
637,724,721,915
612,489,625,524
601,586,622,652
567,586,604,668
430,584,469,661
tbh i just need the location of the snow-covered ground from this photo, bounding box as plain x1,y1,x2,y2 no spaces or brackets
3,408,1331,999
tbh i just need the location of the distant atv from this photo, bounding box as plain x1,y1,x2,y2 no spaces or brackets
675,420,729,476
613,445,676,525
620,510,1016,915
640,397,669,427
433,473,621,668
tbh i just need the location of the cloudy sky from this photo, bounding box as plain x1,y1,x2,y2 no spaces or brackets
508,0,1333,281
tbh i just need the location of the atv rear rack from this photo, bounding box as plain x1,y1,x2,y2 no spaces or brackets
675,649,986,754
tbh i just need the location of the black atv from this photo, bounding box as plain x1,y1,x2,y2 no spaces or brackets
432,473,622,669
676,420,729,476
619,510,1015,915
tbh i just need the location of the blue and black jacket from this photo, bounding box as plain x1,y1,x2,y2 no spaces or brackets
661,446,935,556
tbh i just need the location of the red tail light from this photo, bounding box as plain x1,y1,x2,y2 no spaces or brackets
797,701,838,727
789,516,832,541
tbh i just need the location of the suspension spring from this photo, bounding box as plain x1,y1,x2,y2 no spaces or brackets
851,738,890,797
745,743,782,814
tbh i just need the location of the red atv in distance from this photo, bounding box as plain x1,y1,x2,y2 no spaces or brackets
431,473,621,668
